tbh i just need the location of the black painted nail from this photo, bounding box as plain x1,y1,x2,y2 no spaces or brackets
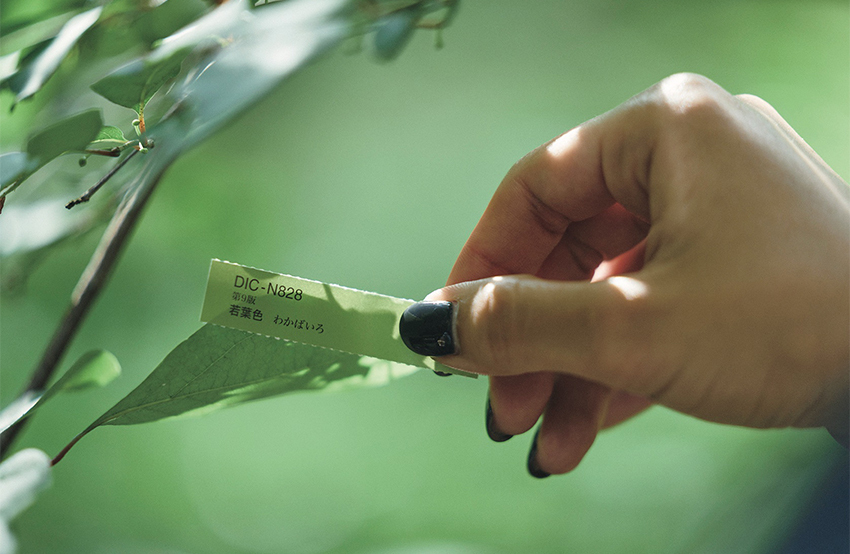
486,397,513,442
527,429,550,479
399,301,456,357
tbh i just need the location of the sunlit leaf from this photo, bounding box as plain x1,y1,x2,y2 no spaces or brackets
0,212,105,294
0,196,82,255
25,109,103,165
98,324,415,425
45,350,121,397
90,47,191,115
3,7,102,103
0,10,78,56
0,39,50,93
55,324,418,462
0,350,121,434
0,393,41,437
87,126,128,150
0,51,21,81
0,449,52,554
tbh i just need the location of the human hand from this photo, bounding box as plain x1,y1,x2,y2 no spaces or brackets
399,73,849,477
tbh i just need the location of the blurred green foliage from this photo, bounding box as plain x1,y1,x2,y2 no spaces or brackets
0,0,848,553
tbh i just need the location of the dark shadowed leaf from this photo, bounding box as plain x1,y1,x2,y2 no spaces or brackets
25,109,103,164
0,110,101,199
131,0,209,48
4,7,102,103
90,47,191,114
0,152,30,190
374,5,421,60
56,324,417,461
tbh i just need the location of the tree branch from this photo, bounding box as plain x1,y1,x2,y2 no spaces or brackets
0,158,170,459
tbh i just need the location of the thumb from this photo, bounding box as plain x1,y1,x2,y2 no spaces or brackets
399,274,658,392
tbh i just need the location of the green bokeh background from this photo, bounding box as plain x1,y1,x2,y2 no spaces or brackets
2,1,848,553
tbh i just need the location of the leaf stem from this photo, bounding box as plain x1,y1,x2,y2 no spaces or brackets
0,157,169,460
51,432,84,466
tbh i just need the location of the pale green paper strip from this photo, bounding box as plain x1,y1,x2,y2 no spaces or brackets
200,259,476,378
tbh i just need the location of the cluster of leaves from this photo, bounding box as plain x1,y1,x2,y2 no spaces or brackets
0,0,460,545
1,0,460,228
1,0,459,293
2,0,459,440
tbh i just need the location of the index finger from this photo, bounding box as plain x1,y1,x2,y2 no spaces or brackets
446,96,656,286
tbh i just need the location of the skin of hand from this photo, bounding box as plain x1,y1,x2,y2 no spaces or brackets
426,73,850,476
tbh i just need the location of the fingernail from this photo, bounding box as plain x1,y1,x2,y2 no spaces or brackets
433,370,452,377
486,397,513,442
527,429,550,479
399,301,456,357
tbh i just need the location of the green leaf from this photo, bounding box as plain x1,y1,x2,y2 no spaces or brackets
87,126,128,149
55,324,417,461
168,0,349,148
0,196,106,293
0,196,86,257
130,0,209,48
0,152,31,191
0,448,52,553
373,5,422,61
0,350,120,434
3,7,102,103
5,109,102,197
0,51,20,81
90,47,190,115
25,109,103,165
43,350,121,399
0,0,87,37
99,324,416,426
0,10,79,56
0,393,41,436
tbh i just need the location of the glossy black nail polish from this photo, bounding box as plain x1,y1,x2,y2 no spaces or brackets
527,429,550,479
399,301,456,357
486,397,513,442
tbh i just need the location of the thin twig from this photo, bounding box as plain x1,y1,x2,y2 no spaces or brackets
83,148,122,157
66,149,139,209
0,158,170,459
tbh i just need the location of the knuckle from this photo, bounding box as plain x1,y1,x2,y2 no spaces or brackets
510,172,571,239
649,73,732,125
469,276,527,370
735,92,765,105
